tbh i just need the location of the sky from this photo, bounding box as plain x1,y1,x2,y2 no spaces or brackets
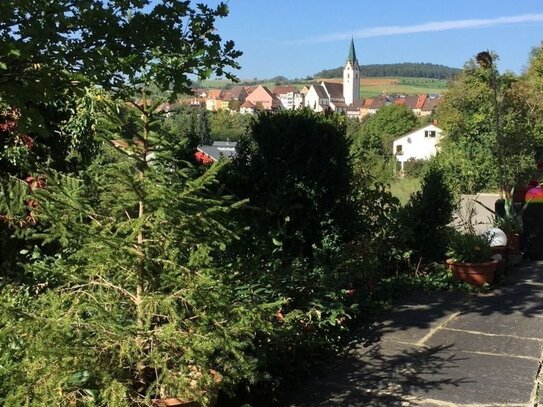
206,0,543,80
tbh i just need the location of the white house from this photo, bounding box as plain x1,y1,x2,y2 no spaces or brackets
294,92,305,109
393,124,442,174
274,86,300,110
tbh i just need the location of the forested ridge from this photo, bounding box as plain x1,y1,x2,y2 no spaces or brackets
315,62,461,79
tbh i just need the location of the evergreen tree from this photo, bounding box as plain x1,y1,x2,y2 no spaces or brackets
400,164,455,263
0,97,277,406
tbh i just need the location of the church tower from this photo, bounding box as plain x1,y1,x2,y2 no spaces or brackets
343,38,360,106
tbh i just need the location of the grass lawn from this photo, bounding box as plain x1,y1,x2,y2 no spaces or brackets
389,177,421,205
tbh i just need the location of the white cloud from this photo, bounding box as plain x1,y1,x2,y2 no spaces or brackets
292,14,543,44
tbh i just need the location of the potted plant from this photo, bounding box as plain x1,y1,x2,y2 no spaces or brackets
476,189,525,255
446,230,498,286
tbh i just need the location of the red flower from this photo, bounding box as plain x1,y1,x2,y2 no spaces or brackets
528,179,540,187
537,161,543,170
0,120,17,133
194,151,214,165
20,134,34,149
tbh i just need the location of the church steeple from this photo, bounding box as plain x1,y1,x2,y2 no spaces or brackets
343,38,360,106
347,37,357,64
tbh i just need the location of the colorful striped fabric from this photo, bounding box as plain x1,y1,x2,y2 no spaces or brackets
525,186,543,204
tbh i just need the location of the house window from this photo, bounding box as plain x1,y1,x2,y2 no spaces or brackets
347,73,350,79
425,130,436,138
395,144,403,155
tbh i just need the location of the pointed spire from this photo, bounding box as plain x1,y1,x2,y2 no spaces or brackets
347,37,357,64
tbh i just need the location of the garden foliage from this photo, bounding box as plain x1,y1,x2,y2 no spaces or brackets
436,54,540,193
0,99,279,406
400,164,456,263
2,1,543,404
222,109,364,388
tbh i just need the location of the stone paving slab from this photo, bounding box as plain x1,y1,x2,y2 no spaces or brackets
465,283,543,317
424,327,543,359
404,350,538,405
365,292,466,345
282,263,543,406
445,310,543,338
286,340,539,406
512,264,543,285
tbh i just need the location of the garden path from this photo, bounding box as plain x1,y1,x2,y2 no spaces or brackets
283,261,543,406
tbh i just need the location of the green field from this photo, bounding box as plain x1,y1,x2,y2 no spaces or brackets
200,76,449,97
360,77,448,98
389,177,422,205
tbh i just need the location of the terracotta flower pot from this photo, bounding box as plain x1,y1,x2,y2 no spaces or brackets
153,399,200,407
448,260,498,287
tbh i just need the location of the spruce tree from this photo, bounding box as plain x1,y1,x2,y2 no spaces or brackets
0,96,276,406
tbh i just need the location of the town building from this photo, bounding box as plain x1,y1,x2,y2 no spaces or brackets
305,39,361,115
392,123,442,175
274,85,304,110
199,39,444,118
195,141,238,164
244,85,282,111
343,38,360,106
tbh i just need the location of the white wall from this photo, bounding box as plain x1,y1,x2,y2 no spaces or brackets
393,124,442,164
279,92,299,110
343,61,360,106
304,86,326,112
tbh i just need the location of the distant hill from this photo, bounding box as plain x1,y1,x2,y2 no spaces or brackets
315,63,461,80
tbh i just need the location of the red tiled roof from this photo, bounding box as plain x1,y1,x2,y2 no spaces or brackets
273,85,298,95
347,100,364,111
422,98,441,112
231,86,247,100
362,99,374,108
369,96,389,109
208,89,223,100
415,94,427,110
240,100,255,108
395,95,418,109
221,90,233,101
244,85,258,95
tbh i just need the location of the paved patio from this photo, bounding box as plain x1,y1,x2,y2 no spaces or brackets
283,262,543,406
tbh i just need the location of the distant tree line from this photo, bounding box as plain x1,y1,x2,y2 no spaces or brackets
193,75,304,89
315,63,461,79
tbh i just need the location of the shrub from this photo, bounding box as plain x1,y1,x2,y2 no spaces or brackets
403,158,427,178
221,109,362,390
400,164,456,263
